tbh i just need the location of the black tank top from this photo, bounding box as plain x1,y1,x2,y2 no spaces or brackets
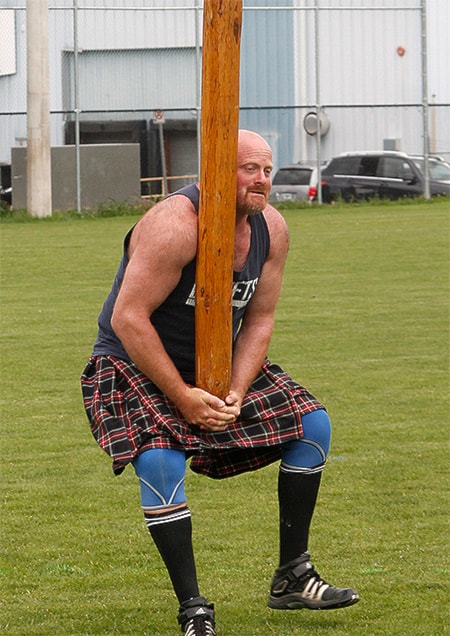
93,183,270,383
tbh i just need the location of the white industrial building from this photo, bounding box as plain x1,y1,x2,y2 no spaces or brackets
0,0,448,200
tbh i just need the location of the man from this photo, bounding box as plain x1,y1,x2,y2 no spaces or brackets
81,130,359,635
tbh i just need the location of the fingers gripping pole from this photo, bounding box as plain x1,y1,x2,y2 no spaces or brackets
195,0,243,399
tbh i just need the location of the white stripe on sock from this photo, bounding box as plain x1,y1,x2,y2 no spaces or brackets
145,508,191,529
280,462,325,475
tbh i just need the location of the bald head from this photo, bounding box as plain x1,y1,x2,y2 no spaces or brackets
238,129,272,157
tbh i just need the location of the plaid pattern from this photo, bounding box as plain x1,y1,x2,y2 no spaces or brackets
80,356,325,479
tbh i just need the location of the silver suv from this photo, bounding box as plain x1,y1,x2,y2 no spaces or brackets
410,155,450,184
269,163,319,203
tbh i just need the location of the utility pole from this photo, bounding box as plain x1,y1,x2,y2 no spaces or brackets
27,0,52,217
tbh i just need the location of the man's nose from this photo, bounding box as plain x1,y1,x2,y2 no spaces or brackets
255,168,269,182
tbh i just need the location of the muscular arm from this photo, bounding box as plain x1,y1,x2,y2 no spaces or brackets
228,205,290,405
111,195,238,429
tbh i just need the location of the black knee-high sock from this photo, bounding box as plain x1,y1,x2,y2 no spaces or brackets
145,505,200,604
278,467,323,566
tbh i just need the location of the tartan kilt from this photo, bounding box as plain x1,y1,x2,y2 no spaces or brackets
80,355,325,479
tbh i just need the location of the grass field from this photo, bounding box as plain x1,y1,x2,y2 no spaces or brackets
1,198,449,635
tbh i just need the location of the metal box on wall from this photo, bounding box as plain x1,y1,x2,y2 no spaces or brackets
11,143,140,211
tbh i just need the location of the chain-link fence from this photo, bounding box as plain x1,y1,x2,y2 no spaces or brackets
1,1,448,209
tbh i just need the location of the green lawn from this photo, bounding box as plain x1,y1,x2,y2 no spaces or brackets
1,199,449,635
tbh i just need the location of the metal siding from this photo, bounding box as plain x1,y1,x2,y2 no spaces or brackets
319,7,422,107
0,2,449,168
241,1,295,107
316,0,420,7
304,105,425,157
241,0,296,171
74,48,197,111
428,0,450,101
75,7,197,50
427,0,449,159
286,0,447,164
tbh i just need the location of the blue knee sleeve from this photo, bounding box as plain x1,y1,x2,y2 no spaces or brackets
281,409,331,471
133,448,187,511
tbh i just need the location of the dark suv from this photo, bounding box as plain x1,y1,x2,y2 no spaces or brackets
320,151,450,202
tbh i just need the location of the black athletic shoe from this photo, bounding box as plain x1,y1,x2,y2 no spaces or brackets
268,553,360,611
177,596,216,636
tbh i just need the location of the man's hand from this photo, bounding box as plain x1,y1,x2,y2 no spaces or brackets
224,389,244,413
179,387,240,432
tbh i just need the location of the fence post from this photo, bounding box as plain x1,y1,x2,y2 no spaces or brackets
421,0,430,200
314,0,322,205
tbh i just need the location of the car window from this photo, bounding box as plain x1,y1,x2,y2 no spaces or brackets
429,162,450,180
377,157,412,179
358,157,379,177
413,158,450,181
325,156,361,175
272,168,312,186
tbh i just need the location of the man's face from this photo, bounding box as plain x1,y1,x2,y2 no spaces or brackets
236,140,273,216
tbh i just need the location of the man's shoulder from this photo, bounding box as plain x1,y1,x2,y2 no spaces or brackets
262,204,290,253
129,193,198,261
140,190,198,225
167,183,200,210
262,203,289,232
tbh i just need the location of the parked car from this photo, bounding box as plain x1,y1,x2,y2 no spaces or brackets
0,183,12,207
0,163,12,207
318,151,450,203
269,163,320,204
409,155,450,184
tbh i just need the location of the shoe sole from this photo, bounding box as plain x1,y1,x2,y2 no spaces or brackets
268,591,360,611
